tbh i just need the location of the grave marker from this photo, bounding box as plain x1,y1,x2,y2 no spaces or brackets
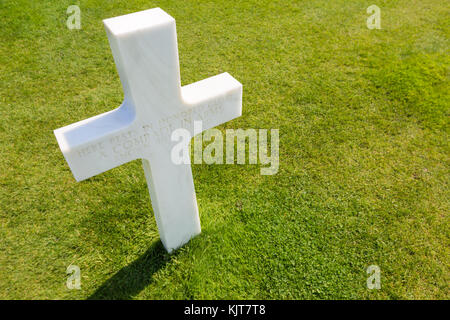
54,8,242,252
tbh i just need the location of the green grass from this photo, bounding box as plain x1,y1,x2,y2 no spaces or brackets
0,0,448,299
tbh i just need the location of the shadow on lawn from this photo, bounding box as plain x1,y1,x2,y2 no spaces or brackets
88,240,173,300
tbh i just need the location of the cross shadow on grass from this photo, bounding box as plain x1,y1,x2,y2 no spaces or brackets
88,240,173,300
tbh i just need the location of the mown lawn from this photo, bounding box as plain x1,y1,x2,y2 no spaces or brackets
0,0,448,299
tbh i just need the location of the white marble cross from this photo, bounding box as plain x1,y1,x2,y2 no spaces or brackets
54,8,242,252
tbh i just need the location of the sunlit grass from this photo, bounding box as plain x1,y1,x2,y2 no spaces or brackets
0,0,448,299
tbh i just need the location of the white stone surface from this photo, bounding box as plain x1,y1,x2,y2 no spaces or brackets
54,8,242,252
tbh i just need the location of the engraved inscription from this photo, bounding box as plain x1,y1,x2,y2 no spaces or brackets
77,141,106,159
75,94,235,160
109,130,151,161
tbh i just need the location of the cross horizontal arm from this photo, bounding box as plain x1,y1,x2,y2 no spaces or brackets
53,101,138,181
181,72,242,134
